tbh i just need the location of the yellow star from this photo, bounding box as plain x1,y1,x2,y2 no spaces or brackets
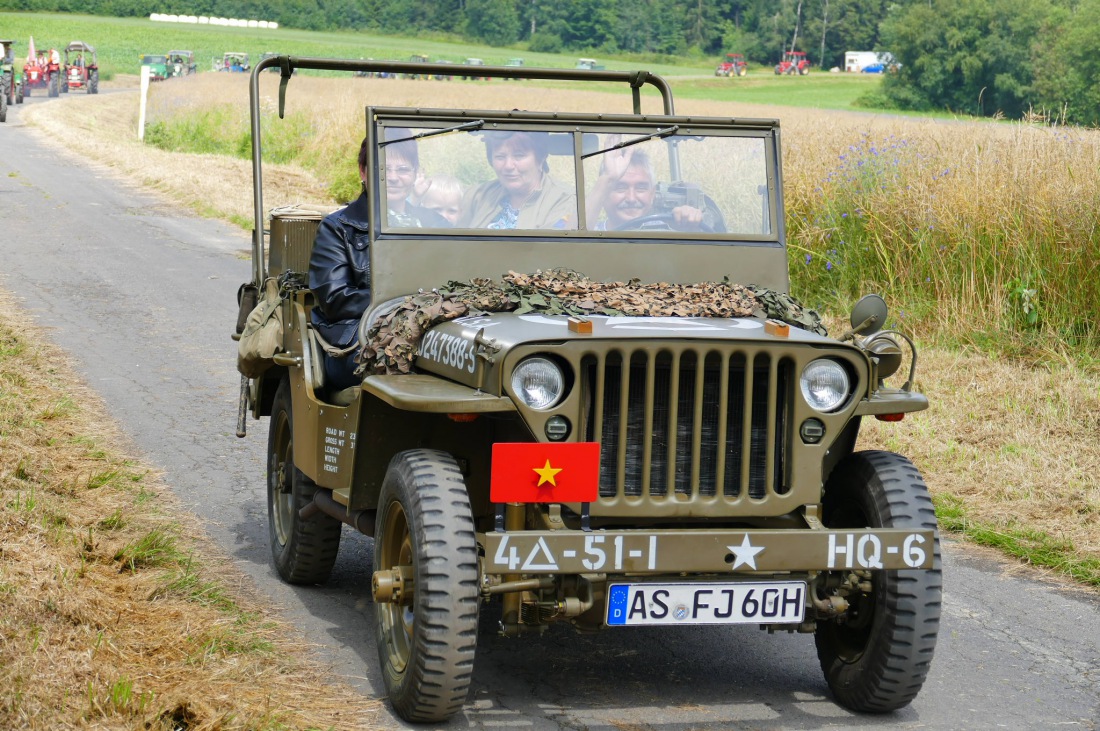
533,459,563,487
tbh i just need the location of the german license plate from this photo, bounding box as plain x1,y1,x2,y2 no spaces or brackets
606,581,806,626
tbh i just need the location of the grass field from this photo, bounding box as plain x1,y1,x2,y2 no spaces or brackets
1,11,885,110
1,11,706,77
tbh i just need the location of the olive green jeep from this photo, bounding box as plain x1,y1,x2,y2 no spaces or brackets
235,57,941,724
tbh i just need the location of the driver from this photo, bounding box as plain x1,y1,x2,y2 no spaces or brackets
586,145,703,231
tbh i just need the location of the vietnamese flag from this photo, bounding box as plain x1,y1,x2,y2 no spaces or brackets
490,442,601,503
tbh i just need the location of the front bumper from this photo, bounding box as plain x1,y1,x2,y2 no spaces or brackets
479,527,935,575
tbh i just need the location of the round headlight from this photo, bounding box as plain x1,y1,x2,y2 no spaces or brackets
511,357,565,410
800,359,851,412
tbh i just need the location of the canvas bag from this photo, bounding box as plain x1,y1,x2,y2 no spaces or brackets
237,277,284,378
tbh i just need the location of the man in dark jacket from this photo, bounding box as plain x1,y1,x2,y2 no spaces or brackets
309,132,446,390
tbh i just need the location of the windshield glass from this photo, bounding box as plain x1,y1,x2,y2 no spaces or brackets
378,122,773,238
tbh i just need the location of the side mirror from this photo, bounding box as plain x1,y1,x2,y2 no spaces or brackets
844,294,888,340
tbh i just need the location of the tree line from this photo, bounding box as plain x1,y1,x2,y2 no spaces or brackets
5,0,1099,125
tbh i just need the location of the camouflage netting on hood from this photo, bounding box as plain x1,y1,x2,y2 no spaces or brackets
357,269,826,375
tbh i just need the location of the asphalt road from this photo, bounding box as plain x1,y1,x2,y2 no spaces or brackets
2,99,1098,730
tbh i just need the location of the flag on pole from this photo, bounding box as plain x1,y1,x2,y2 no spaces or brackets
27,35,36,64
490,442,601,503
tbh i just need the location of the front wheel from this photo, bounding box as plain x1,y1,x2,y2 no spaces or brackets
0,93,6,123
374,449,479,723
815,450,942,713
267,377,342,584
48,75,57,97
89,70,98,94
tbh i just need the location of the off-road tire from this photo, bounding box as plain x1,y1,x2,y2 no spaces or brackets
89,71,98,94
48,75,57,97
737,66,747,77
374,449,479,723
0,93,6,123
267,377,342,584
24,85,30,98
815,450,941,713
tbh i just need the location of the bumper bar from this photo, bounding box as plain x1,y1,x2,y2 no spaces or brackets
479,527,936,574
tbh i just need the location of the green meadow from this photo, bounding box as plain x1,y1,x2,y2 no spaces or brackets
1,11,883,110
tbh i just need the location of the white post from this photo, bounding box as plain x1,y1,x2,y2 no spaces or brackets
138,65,151,141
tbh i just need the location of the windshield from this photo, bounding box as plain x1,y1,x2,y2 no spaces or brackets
143,55,167,64
377,121,774,239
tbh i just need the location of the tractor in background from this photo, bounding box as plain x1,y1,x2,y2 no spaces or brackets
22,47,61,98
167,51,197,77
715,53,748,77
63,41,98,93
141,54,168,81
216,52,250,72
1,39,23,122
775,50,810,75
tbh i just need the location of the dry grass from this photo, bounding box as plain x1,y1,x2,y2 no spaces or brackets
861,349,1100,579
15,74,1100,610
0,289,382,728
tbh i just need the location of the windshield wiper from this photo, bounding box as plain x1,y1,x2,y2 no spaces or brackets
380,120,485,146
581,125,680,159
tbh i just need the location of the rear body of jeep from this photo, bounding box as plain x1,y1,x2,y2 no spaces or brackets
237,57,940,723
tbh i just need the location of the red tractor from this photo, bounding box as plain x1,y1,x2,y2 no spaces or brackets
715,53,748,77
774,50,810,76
62,41,98,94
22,48,62,97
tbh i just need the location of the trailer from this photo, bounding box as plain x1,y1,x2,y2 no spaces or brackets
845,51,897,73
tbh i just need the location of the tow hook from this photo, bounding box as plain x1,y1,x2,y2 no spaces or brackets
811,593,850,617
372,565,413,604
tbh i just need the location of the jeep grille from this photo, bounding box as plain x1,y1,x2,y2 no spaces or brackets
583,348,790,503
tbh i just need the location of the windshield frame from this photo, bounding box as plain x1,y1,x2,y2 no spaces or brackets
369,107,783,244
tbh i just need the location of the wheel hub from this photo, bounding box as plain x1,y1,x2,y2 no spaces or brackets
373,565,414,604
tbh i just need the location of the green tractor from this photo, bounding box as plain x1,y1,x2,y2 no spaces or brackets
1,39,25,123
141,53,168,81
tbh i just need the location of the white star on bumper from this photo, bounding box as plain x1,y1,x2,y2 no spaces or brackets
727,535,764,570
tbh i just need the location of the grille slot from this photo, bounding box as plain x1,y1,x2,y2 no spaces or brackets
585,348,789,502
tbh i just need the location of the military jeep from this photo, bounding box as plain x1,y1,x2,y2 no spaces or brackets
236,57,941,724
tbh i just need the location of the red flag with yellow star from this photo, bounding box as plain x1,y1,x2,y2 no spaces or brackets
490,442,601,503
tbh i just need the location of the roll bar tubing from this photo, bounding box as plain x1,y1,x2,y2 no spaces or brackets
247,56,676,285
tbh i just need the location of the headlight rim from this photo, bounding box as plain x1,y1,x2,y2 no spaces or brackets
510,356,566,411
800,358,852,413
